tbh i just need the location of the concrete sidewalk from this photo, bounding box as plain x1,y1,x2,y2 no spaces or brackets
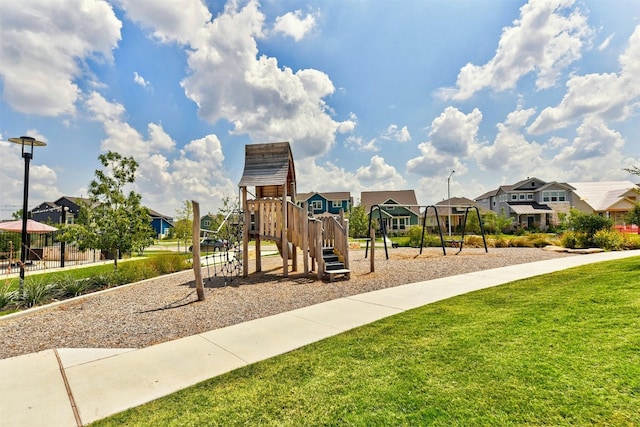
2,249,638,426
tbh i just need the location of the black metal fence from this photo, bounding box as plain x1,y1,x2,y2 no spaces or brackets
0,231,102,276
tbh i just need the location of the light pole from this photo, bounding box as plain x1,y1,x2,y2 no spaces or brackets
447,170,455,236
8,136,47,292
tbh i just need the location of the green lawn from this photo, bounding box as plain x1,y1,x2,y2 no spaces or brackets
92,257,640,426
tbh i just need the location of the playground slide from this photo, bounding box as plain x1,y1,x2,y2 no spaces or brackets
274,239,294,260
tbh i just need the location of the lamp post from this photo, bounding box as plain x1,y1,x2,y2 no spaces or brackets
60,206,68,268
8,136,47,292
447,170,455,236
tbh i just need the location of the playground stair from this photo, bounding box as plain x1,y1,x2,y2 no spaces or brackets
322,247,350,282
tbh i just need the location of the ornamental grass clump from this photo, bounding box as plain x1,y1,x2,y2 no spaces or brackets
21,277,58,308
0,283,18,310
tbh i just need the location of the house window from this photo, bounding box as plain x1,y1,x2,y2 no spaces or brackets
527,194,533,200
332,200,342,208
392,217,409,230
311,200,322,210
542,190,566,202
519,194,526,200
511,194,518,201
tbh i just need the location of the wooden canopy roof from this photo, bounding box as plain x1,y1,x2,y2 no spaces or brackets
238,141,297,199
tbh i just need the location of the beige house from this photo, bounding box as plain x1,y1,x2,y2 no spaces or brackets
569,181,640,225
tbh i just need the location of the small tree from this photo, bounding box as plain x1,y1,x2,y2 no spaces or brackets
493,209,514,235
567,208,613,247
62,151,154,268
173,200,193,252
625,202,640,227
347,205,369,238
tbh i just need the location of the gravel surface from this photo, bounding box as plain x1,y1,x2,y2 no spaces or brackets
0,247,575,360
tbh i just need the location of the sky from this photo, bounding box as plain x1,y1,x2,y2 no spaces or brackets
1,0,639,218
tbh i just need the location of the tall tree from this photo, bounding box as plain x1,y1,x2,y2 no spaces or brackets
63,151,154,268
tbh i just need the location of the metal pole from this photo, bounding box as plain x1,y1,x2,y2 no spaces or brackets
19,151,31,292
447,170,455,237
60,207,67,268
9,136,46,293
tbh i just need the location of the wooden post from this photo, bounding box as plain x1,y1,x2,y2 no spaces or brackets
370,227,375,273
302,202,309,274
282,184,288,278
192,200,205,301
242,187,249,277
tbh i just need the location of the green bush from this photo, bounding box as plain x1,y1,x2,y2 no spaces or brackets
560,231,590,249
21,277,58,308
55,274,92,297
623,233,640,249
0,283,18,310
593,229,624,251
567,209,613,246
150,253,190,274
406,226,442,247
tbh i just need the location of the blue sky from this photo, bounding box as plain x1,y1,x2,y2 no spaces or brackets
1,0,639,217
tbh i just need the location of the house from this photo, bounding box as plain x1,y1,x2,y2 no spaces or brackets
30,196,173,238
360,190,420,234
424,197,484,232
297,192,352,216
475,177,573,230
568,181,640,225
149,209,174,239
30,196,91,225
200,214,216,231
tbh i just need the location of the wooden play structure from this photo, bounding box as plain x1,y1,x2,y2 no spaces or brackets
239,142,350,281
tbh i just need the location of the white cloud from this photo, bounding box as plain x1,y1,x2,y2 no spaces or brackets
114,0,211,45
474,106,543,172
133,72,152,90
439,0,592,101
83,91,233,213
528,25,640,134
354,155,407,188
345,136,379,152
176,0,351,159
273,10,317,41
429,107,482,156
598,33,614,51
0,0,121,116
381,124,411,142
554,117,624,161
0,140,62,212
406,142,462,177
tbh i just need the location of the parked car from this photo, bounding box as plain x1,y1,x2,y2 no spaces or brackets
189,238,226,253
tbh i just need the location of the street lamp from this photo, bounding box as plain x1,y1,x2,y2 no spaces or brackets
447,170,455,236
8,136,47,292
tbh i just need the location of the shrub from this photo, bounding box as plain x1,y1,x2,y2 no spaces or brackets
406,226,442,247
464,235,486,248
0,283,18,310
21,277,58,308
150,253,190,274
560,231,591,249
567,209,613,246
593,229,625,251
493,237,510,248
510,236,535,248
623,233,640,250
56,274,92,297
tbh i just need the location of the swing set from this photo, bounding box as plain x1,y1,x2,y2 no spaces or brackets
365,204,488,260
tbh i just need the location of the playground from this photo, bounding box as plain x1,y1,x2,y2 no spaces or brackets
0,246,575,360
